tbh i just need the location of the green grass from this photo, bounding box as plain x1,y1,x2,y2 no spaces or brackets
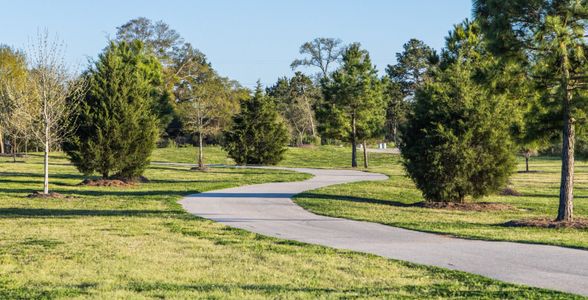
278,147,588,250
0,151,577,298
152,145,588,249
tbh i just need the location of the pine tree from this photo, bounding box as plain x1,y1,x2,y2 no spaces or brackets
475,0,588,221
65,41,160,179
319,43,385,168
222,82,289,165
400,21,517,203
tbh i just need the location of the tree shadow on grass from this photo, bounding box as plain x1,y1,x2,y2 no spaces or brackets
0,172,83,180
0,178,76,187
0,187,203,198
296,192,416,207
125,281,563,298
0,207,181,218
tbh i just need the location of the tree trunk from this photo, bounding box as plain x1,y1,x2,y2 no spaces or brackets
12,137,17,163
393,123,398,147
43,136,49,194
351,113,357,168
557,48,574,222
198,131,204,169
0,129,4,154
525,155,529,173
362,140,368,168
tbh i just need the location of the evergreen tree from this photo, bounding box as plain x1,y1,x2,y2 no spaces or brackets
222,82,289,165
400,20,517,203
384,39,438,144
319,43,385,168
65,41,160,179
475,0,588,221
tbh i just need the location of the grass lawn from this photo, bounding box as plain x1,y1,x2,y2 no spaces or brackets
279,147,588,250
0,150,578,298
152,145,588,249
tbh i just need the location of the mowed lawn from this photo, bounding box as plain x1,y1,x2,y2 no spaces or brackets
282,147,588,250
0,150,578,298
152,145,588,249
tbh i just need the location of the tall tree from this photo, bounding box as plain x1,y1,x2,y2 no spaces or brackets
174,44,240,169
475,0,588,222
267,72,320,146
116,17,183,64
116,17,179,131
319,43,386,168
385,39,437,144
291,38,345,79
65,41,160,179
222,82,289,165
21,32,85,194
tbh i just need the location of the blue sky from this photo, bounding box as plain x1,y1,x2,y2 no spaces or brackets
0,0,472,88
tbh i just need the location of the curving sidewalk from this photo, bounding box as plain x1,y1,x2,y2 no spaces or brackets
179,167,588,296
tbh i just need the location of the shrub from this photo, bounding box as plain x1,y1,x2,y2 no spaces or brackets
400,63,516,203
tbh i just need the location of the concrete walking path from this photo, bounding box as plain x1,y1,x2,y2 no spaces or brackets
179,167,588,296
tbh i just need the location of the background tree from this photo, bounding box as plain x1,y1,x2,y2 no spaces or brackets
174,44,240,169
475,0,588,222
267,72,321,146
65,41,159,180
319,43,385,168
116,17,183,64
400,21,517,203
222,82,289,165
116,17,180,133
385,39,437,144
0,46,31,159
20,32,85,194
291,38,345,79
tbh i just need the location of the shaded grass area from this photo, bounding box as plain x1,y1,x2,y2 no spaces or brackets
0,152,577,298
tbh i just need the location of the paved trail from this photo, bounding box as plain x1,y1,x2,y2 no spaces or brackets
179,167,588,296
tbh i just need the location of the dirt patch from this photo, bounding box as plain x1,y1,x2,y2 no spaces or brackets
27,191,67,199
499,187,522,196
79,179,134,187
190,166,209,172
78,176,150,187
504,218,588,229
415,201,515,212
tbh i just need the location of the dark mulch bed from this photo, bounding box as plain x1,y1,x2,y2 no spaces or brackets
78,176,150,187
27,191,68,199
79,179,133,187
415,201,515,212
504,218,588,229
499,187,522,197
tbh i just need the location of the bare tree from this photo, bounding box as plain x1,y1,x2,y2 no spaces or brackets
22,31,85,194
291,38,345,79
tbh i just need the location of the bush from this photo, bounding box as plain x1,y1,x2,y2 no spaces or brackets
64,41,160,179
400,63,516,203
222,84,289,165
